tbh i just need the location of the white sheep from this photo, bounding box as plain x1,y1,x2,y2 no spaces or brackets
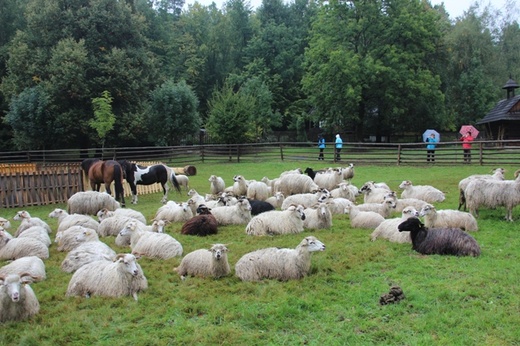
261,176,279,194
15,226,51,247
97,216,142,237
303,203,333,230
458,168,505,211
56,226,99,252
399,180,445,203
342,163,355,181
176,174,190,192
235,236,326,281
153,201,193,223
330,182,356,202
419,204,478,232
96,207,146,225
224,175,248,196
322,197,354,215
370,206,419,243
344,201,385,229
209,198,252,226
115,220,165,247
383,191,429,213
265,192,285,209
0,217,11,230
245,204,306,236
48,208,100,234
13,210,52,236
0,273,40,322
246,180,270,201
465,172,520,221
281,189,331,210
174,244,231,280
313,169,344,191
277,173,320,196
359,182,392,204
119,221,183,259
61,241,117,273
66,253,148,301
0,230,49,260
356,199,396,218
209,175,226,195
67,191,120,215
187,189,206,209
0,256,46,282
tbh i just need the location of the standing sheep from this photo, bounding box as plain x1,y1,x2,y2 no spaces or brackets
174,244,230,280
419,204,478,232
342,163,355,182
209,175,226,195
66,254,148,301
398,217,481,257
457,168,505,211
180,205,218,236
399,180,445,203
67,191,120,215
0,273,40,323
119,221,183,259
176,174,190,192
245,205,306,236
303,203,333,230
235,236,326,281
464,170,520,221
370,206,419,243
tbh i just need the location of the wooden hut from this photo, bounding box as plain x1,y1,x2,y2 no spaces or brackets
477,77,520,140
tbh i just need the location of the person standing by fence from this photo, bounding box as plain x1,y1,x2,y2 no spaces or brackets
318,135,325,160
425,133,438,163
335,134,343,161
459,131,474,163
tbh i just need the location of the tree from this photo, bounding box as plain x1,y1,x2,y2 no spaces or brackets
90,90,115,148
205,82,256,144
146,80,201,146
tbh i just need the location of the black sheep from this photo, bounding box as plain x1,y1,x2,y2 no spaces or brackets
247,199,275,216
398,217,480,257
181,204,218,236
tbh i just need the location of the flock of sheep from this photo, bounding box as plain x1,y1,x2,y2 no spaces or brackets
0,163,517,323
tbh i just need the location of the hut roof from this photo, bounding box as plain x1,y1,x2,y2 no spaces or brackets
477,95,520,125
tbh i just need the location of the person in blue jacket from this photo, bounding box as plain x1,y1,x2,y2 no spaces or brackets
425,133,438,162
318,135,326,160
335,134,343,161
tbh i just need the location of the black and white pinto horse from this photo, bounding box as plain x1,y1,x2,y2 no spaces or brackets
119,160,181,204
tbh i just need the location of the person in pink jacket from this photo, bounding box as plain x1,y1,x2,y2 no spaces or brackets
459,131,474,163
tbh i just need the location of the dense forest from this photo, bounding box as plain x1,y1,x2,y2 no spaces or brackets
0,0,519,149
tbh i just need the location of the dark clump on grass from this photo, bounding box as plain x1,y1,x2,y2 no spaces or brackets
379,285,405,305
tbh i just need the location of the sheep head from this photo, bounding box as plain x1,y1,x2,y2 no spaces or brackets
398,217,424,233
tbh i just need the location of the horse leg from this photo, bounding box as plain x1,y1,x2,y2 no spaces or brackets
129,181,138,204
105,183,112,196
161,183,169,204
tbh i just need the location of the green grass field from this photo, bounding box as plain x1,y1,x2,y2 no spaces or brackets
1,162,520,345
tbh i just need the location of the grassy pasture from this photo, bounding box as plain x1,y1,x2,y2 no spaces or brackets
1,161,520,345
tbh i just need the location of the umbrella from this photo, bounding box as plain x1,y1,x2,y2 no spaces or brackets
459,125,479,138
422,129,440,142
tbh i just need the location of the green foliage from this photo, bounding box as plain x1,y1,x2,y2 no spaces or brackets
147,79,201,145
89,90,115,146
2,163,520,344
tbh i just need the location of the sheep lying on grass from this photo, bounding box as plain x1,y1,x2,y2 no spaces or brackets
56,226,98,252
96,208,146,225
181,205,218,236
0,230,49,260
15,226,51,247
344,202,385,229
464,170,520,221
0,273,40,323
49,208,99,234
281,189,330,210
370,206,419,243
330,182,356,202
277,173,320,196
265,192,285,209
383,192,429,213
13,210,52,236
210,198,252,226
67,191,120,215
398,217,481,257
245,205,306,236
356,199,396,218
66,253,148,301
119,221,183,259
115,220,165,247
303,203,333,230
419,204,478,232
399,180,445,203
313,169,344,190
246,181,270,201
154,201,193,223
0,256,46,282
235,236,325,281
458,168,505,211
61,241,116,273
248,199,275,215
359,182,392,204
0,217,11,230
174,244,230,280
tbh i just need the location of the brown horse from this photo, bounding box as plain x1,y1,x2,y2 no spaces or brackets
87,160,126,207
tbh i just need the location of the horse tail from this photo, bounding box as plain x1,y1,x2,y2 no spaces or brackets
168,168,181,193
113,164,126,206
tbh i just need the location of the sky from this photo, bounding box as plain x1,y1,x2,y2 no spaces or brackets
183,0,510,20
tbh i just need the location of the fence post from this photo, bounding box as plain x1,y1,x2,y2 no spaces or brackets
280,144,284,161
200,146,205,163
397,144,402,165
478,142,483,165
237,144,240,163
